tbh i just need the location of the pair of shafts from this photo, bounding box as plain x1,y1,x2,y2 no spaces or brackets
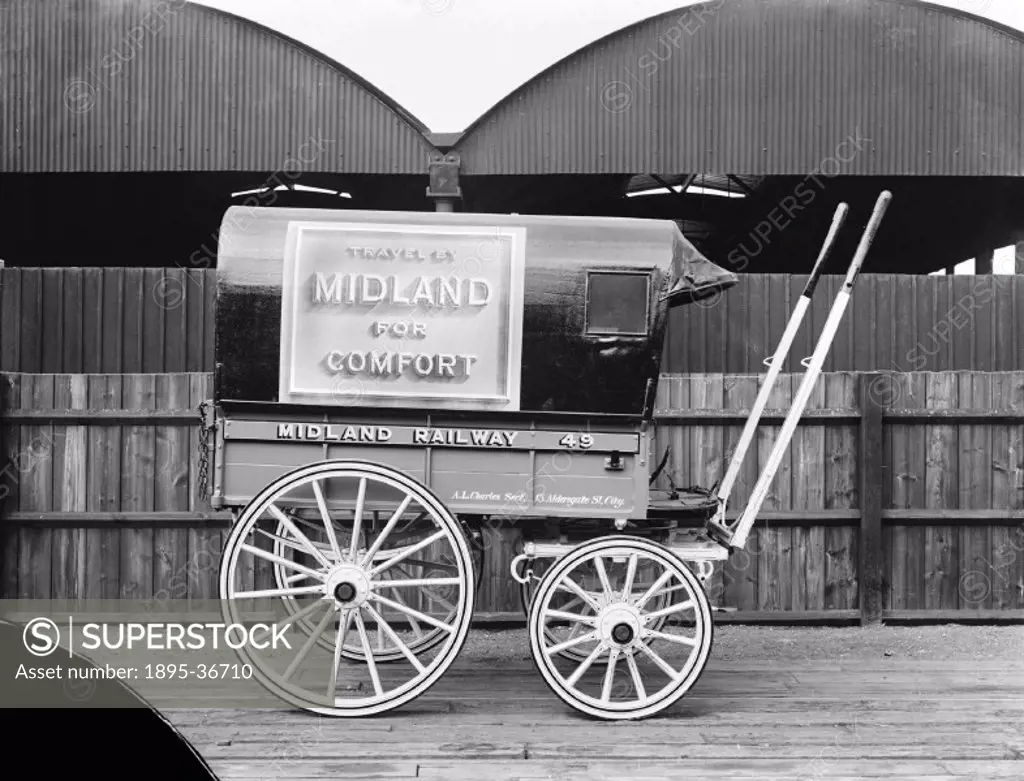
707,191,893,550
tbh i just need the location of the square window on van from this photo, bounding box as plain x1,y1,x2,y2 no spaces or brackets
585,272,650,336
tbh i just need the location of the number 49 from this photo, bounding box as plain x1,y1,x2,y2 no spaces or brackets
559,433,593,450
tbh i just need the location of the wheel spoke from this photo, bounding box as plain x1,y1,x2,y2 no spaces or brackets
544,610,597,628
327,609,353,701
277,596,333,632
601,649,620,703
312,479,343,562
349,478,367,560
646,628,698,647
634,570,674,610
233,585,325,599
557,577,603,613
594,556,614,601
283,604,335,681
566,643,606,687
363,603,426,673
368,592,454,633
625,651,646,701
240,543,323,580
257,527,309,554
384,585,425,640
637,642,682,682
621,553,638,600
267,503,333,570
644,600,695,622
372,577,461,589
402,558,460,574
391,564,458,613
354,610,384,697
395,510,430,537
359,494,414,567
369,530,447,577
546,630,600,657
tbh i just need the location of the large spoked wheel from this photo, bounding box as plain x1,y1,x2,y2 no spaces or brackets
273,521,477,664
219,460,475,717
518,555,674,663
528,536,713,720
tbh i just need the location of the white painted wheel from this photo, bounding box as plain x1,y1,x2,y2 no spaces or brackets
272,521,466,663
219,460,474,717
519,555,674,663
528,536,713,720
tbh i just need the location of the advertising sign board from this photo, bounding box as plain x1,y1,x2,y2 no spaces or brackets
279,222,526,409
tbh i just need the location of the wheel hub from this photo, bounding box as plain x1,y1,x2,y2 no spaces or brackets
325,565,371,607
597,604,643,649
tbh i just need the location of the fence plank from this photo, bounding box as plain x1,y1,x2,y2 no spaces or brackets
1,269,21,371
120,374,156,598
19,375,54,598
691,374,725,606
142,268,166,373
722,375,759,611
824,373,858,610
989,373,1021,609
924,373,959,610
50,375,88,599
758,375,793,612
791,373,825,610
1,374,22,597
153,374,190,602
82,269,104,374
101,270,124,373
185,271,207,372
859,375,885,624
188,373,221,603
959,373,993,609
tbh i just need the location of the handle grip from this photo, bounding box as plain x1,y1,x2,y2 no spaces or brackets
844,191,893,288
801,202,849,298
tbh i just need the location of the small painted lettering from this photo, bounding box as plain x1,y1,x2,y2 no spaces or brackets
277,423,392,442
413,428,517,447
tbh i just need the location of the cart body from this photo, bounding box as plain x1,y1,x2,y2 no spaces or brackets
210,208,735,522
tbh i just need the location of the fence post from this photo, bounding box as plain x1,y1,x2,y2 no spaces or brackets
858,373,885,624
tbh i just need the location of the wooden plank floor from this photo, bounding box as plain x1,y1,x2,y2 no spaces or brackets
166,626,1024,780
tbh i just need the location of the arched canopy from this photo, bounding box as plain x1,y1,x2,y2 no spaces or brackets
451,0,1024,176
0,0,439,173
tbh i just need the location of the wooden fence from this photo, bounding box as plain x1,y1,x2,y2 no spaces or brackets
3,268,1023,374
2,370,1022,622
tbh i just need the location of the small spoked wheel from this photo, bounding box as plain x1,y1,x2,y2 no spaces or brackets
219,460,474,717
528,536,712,720
518,553,675,663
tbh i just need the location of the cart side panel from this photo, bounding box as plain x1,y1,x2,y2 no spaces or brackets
214,411,648,520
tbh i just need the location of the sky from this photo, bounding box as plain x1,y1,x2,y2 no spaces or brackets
192,0,1024,132
192,0,1023,273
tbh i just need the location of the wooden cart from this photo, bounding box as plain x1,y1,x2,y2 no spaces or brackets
208,196,890,719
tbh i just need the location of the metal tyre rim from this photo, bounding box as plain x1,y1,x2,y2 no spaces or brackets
527,536,712,720
219,460,474,717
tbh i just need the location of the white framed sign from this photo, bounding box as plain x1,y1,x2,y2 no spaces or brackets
279,221,526,410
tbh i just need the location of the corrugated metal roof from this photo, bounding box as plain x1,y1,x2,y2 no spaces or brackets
452,0,1024,176
0,0,438,173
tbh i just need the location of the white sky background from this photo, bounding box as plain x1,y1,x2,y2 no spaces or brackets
193,0,1023,272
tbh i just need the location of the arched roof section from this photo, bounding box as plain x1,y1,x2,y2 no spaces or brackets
452,0,1024,175
0,0,438,173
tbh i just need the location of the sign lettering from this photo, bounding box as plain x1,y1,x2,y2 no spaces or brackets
278,222,526,409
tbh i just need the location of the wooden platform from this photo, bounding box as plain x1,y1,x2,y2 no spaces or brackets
165,627,1024,780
